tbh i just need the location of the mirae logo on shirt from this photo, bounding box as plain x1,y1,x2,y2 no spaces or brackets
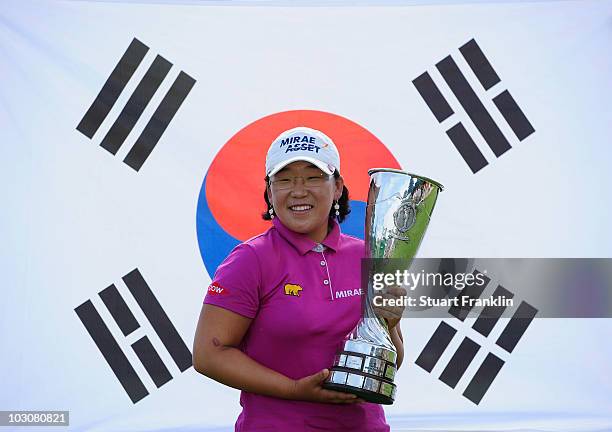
284,283,303,297
335,288,363,299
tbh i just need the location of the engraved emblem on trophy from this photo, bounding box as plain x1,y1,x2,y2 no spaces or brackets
323,168,443,404
393,191,417,241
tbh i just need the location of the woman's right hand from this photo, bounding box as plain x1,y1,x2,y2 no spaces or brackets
290,369,364,404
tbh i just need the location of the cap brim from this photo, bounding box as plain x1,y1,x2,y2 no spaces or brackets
267,156,335,177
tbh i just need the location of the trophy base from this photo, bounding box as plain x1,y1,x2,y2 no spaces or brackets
323,373,396,405
323,340,397,405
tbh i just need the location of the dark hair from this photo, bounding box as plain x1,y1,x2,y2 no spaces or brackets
261,170,351,223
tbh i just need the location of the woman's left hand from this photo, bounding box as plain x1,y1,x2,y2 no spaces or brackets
373,286,407,330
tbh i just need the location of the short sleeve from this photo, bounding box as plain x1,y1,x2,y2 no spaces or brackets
203,243,261,319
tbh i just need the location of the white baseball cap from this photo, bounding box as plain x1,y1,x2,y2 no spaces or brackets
265,127,341,177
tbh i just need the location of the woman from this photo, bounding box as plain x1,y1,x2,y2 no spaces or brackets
193,127,405,431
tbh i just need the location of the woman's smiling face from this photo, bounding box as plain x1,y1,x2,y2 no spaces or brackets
267,161,343,243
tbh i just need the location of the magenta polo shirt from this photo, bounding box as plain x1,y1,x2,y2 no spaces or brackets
204,217,389,432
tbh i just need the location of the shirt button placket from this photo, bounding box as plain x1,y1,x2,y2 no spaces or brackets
312,244,333,301
321,253,333,301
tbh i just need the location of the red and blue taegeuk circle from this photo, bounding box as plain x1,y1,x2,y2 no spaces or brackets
196,110,401,277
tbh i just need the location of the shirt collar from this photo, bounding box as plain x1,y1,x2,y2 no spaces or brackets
272,217,341,255
321,219,340,252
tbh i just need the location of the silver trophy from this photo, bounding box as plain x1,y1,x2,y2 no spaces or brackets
323,168,443,404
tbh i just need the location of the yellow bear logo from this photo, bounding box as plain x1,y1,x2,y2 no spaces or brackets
284,283,303,297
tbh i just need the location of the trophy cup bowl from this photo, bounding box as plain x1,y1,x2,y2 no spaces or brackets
323,168,443,404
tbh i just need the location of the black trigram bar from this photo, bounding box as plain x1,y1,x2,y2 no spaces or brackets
412,72,454,123
99,284,140,336
448,270,490,321
77,38,149,138
122,269,192,371
415,321,457,372
472,285,514,337
493,90,535,141
459,39,501,91
74,300,149,403
132,336,172,388
446,122,488,173
439,337,480,389
436,55,512,158
124,71,196,171
100,55,172,155
496,301,538,353
463,352,505,405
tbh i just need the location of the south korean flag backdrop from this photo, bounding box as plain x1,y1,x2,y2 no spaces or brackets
2,0,612,431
